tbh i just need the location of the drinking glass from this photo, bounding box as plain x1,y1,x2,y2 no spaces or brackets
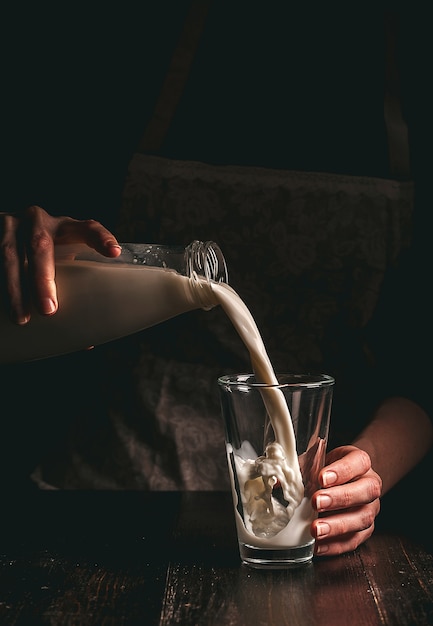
218,373,334,569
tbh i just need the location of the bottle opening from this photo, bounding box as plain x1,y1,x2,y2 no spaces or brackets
186,241,228,284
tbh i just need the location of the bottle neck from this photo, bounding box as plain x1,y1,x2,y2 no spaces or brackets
55,240,228,284
118,240,228,284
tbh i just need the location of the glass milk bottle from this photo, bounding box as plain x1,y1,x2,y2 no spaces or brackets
0,240,228,364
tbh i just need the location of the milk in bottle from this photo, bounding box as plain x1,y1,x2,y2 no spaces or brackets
0,241,228,364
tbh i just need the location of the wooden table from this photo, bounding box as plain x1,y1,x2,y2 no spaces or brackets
0,491,432,625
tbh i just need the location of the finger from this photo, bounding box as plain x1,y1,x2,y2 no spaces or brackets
0,213,31,324
312,474,382,512
319,447,372,487
312,503,378,546
26,239,58,316
312,500,380,538
20,207,120,257
314,526,375,557
17,207,58,316
54,218,121,258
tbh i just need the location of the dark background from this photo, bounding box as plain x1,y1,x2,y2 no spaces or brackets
1,3,432,539
1,4,430,233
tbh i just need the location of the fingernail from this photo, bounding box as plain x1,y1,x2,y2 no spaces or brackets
316,494,332,511
316,522,331,537
106,243,122,256
41,298,57,315
315,543,329,555
322,470,337,487
14,312,31,325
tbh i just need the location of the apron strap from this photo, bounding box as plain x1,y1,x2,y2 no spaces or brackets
384,10,411,179
137,0,212,154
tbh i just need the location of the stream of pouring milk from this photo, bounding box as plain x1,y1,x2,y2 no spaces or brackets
209,281,313,549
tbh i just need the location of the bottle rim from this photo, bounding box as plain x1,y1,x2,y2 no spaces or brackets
186,240,228,284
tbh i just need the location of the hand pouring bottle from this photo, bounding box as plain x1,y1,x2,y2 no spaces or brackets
0,240,228,364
